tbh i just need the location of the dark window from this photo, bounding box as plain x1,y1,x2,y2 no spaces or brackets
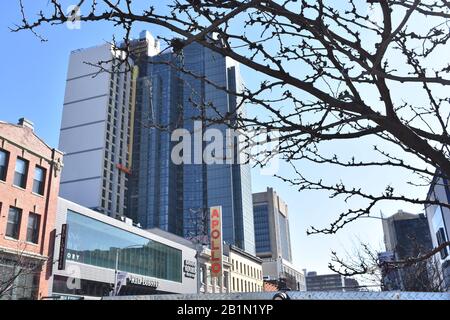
13,158,28,188
6,207,22,239
436,228,449,259
26,213,40,244
0,149,9,181
32,166,46,195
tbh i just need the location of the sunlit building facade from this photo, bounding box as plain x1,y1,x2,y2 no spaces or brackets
252,187,292,262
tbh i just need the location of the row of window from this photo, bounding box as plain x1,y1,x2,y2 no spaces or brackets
0,149,46,195
231,277,262,293
101,85,132,216
230,258,262,280
3,205,41,244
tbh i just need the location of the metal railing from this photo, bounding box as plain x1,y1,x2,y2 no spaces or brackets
103,291,450,300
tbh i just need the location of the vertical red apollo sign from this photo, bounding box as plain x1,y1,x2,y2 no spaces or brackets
210,206,223,277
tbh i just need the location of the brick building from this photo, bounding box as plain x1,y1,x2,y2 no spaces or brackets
0,118,63,300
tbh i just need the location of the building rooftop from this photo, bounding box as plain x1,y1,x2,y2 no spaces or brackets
0,118,64,156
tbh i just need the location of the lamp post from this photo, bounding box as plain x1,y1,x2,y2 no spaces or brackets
113,244,144,296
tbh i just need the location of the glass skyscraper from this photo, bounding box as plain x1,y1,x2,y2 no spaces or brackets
127,32,255,254
127,32,184,236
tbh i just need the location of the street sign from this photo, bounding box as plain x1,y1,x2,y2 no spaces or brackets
210,206,223,278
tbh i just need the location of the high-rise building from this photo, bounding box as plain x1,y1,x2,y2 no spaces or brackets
58,44,137,217
381,210,433,291
126,32,184,235
125,32,255,254
425,172,450,291
252,188,292,262
180,42,255,254
60,31,256,254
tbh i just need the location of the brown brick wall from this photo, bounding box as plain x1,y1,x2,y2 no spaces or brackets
0,122,63,299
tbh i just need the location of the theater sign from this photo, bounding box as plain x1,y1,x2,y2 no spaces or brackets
210,206,223,277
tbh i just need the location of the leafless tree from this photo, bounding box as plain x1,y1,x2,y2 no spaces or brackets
10,1,450,254
329,240,450,291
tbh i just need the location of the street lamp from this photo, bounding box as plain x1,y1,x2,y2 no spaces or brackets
113,244,144,296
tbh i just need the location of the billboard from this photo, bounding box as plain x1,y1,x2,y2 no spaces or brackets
210,206,223,278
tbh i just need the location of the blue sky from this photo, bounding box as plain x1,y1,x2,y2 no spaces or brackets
0,1,433,279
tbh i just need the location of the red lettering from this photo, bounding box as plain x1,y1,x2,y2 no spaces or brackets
211,263,221,274
211,209,219,218
211,220,219,228
211,229,220,239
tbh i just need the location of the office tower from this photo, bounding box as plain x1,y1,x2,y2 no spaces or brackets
381,210,433,291
59,31,255,253
180,42,255,254
127,31,184,235
59,44,136,217
252,187,292,262
125,32,255,253
425,172,450,291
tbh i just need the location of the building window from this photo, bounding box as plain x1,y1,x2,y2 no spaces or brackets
26,213,41,244
436,227,449,259
32,166,46,195
13,158,28,188
0,149,9,181
207,268,212,285
200,266,205,284
6,207,22,239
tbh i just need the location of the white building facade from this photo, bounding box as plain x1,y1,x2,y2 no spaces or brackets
226,245,264,293
50,198,198,299
59,44,137,217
